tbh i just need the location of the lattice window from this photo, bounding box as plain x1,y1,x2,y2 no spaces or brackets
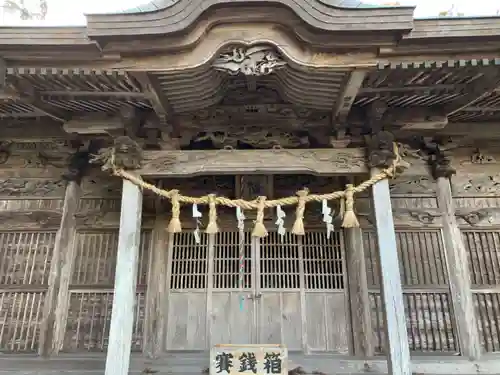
213,232,252,289
463,231,500,286
462,230,500,352
170,232,209,290
0,231,56,352
0,232,55,286
364,230,457,354
64,291,145,352
64,230,151,352
260,232,300,289
474,293,500,352
370,292,457,353
72,231,150,286
303,231,344,290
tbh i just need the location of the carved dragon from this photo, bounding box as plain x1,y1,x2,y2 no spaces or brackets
213,45,287,76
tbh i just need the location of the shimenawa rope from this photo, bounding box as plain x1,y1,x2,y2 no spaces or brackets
100,143,403,237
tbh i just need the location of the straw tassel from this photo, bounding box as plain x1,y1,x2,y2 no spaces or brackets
341,184,360,228
167,189,182,233
291,189,308,235
252,196,268,238
205,194,219,234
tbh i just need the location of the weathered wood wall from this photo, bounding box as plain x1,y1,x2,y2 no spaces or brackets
1,150,499,357
62,172,152,352
358,172,458,355
0,177,64,352
451,152,500,353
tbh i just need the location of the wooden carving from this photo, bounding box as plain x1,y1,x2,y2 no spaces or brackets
193,129,310,149
75,209,154,228
75,210,121,228
0,210,62,230
162,176,235,197
455,208,493,226
178,83,331,148
136,148,367,177
92,136,144,171
365,131,398,170
212,45,286,76
454,174,500,195
470,149,496,164
273,175,339,196
81,175,123,197
357,208,442,227
0,178,66,197
237,175,273,200
389,176,436,195
421,138,456,179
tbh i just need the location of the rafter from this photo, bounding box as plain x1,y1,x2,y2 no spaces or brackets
41,91,147,99
445,68,500,116
8,76,70,122
349,105,448,131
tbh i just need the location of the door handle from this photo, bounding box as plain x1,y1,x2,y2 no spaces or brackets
246,293,262,300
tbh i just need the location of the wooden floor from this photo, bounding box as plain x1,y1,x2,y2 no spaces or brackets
0,353,499,374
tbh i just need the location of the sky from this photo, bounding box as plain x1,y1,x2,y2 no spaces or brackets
0,0,498,26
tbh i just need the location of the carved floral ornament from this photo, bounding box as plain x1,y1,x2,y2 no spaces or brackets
212,45,287,76
91,136,407,240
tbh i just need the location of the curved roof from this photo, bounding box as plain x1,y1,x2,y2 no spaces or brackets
110,0,402,14
85,0,415,37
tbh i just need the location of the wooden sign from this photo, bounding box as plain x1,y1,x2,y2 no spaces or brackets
210,344,287,375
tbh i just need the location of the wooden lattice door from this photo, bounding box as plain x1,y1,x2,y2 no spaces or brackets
165,230,348,353
256,231,348,353
165,231,256,350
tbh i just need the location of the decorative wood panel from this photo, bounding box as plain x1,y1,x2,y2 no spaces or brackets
462,230,500,352
363,230,457,354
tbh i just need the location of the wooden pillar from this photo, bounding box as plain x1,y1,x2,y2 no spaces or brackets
39,180,81,356
344,226,373,357
105,180,143,375
144,216,169,358
436,177,481,359
371,169,411,375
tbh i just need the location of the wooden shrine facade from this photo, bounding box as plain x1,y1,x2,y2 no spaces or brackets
1,1,500,375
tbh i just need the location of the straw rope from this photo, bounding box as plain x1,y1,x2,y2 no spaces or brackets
95,143,404,236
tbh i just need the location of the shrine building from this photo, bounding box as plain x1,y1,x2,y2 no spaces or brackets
0,1,500,375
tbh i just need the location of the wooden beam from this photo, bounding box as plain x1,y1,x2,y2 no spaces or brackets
359,84,460,94
3,355,500,374
131,72,172,120
345,228,372,355
345,226,373,357
370,169,411,375
104,180,143,375
132,148,428,177
38,180,81,356
459,106,500,112
143,216,168,358
436,177,482,359
334,70,367,122
41,90,147,99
